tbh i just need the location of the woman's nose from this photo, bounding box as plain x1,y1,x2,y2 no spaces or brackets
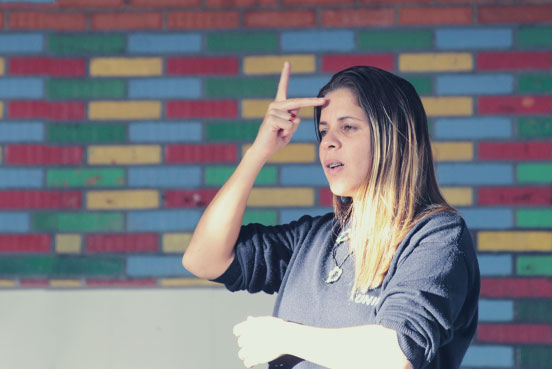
321,130,340,150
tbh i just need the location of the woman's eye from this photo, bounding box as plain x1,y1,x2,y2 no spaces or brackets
319,130,327,137
343,125,356,131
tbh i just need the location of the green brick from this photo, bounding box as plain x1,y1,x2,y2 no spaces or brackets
519,347,552,368
207,33,278,52
243,210,277,226
518,118,552,137
517,301,552,322
205,78,277,98
517,164,552,183
518,75,552,94
48,79,126,100
205,166,276,186
517,256,552,276
49,34,126,54
206,122,261,141
0,256,122,276
48,124,126,143
517,209,552,228
48,168,125,187
404,76,432,95
358,30,432,50
517,27,552,47
33,213,124,232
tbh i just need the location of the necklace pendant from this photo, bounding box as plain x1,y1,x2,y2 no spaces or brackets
325,266,343,284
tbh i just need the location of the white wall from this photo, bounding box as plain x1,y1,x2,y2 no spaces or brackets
0,288,276,369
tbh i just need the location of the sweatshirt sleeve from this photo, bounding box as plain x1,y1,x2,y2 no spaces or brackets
375,221,479,369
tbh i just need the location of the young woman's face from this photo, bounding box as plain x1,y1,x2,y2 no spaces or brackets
318,88,372,198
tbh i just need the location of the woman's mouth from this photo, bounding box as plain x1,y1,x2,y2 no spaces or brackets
326,162,344,173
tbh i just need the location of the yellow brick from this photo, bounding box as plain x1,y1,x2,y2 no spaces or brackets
87,190,159,210
88,145,161,165
399,53,473,72
163,233,193,253
432,142,473,161
50,280,82,288
244,55,316,75
90,57,162,76
55,234,81,253
243,143,316,163
478,232,552,251
440,187,473,206
422,97,473,116
242,99,313,119
0,59,4,75
0,280,15,287
248,188,314,207
161,278,220,287
89,101,161,120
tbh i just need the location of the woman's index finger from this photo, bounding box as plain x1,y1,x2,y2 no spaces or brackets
275,61,290,102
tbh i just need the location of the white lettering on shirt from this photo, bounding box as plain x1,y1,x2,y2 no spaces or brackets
354,293,381,306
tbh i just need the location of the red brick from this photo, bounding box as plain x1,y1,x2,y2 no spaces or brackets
478,324,552,344
478,142,552,161
478,51,551,70
244,10,316,28
58,0,124,7
0,13,4,28
168,11,238,29
130,0,201,7
400,7,472,25
86,280,157,287
86,234,158,253
92,12,162,30
0,4,56,9
478,187,552,206
0,191,81,209
166,57,238,75
165,189,218,208
9,57,86,77
363,0,431,3
319,188,333,207
8,101,85,120
207,0,277,6
165,144,237,163
322,9,394,27
20,280,49,287
284,0,353,5
479,5,552,24
10,11,86,30
166,100,238,118
322,55,394,73
0,235,50,253
478,96,552,115
481,278,552,298
5,145,83,165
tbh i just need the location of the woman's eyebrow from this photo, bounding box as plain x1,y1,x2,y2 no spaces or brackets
319,116,363,126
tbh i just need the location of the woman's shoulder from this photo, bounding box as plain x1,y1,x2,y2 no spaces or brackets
411,210,468,244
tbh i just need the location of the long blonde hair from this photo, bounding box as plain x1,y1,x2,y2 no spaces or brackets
315,66,455,295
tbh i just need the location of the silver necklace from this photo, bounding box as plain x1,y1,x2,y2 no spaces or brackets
325,229,351,284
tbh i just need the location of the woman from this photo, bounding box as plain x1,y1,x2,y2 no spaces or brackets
183,62,480,369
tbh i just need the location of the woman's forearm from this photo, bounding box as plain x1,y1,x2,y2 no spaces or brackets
182,146,267,279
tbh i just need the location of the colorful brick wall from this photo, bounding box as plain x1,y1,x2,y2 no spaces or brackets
0,0,551,367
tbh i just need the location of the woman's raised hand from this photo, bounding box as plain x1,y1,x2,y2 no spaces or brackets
250,61,326,161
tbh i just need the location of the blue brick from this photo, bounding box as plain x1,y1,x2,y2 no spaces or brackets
280,208,333,224
281,165,328,186
459,208,513,229
291,120,318,142
126,256,194,277
129,78,201,99
436,75,513,95
288,76,331,98
128,33,201,54
128,167,201,188
0,212,29,232
281,31,354,52
436,164,513,185
0,169,43,188
0,34,43,53
461,345,513,367
127,210,201,232
0,78,43,98
129,122,202,142
0,122,43,142
479,299,514,322
436,28,512,50
434,118,512,139
478,254,513,276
